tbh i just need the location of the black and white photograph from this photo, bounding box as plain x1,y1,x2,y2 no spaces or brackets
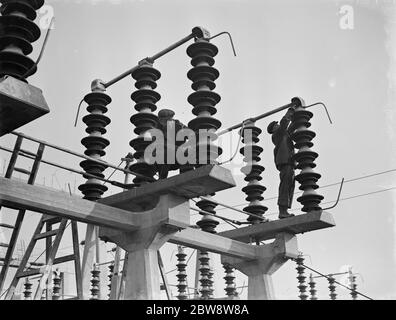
0,0,394,309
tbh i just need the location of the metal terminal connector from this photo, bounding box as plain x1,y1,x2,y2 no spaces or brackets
291,96,306,107
138,58,154,66
192,26,211,39
91,79,106,92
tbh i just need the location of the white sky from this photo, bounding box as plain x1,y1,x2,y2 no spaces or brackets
1,0,396,299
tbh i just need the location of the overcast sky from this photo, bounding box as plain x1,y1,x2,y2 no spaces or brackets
1,0,396,299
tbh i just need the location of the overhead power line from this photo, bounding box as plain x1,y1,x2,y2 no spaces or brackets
215,167,396,212
295,258,373,300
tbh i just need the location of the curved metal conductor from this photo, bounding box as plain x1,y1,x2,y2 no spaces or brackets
73,98,85,127
23,16,55,78
305,102,333,124
323,178,345,211
207,31,237,57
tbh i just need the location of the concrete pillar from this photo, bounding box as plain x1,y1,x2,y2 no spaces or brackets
81,224,97,299
247,274,275,300
99,194,190,300
124,248,160,300
221,233,298,300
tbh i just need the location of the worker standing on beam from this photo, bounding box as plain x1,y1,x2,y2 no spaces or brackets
157,109,187,179
267,105,297,219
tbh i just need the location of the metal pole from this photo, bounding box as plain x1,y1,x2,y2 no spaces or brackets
94,226,101,300
103,33,195,88
10,131,154,181
115,155,134,300
0,145,129,189
218,100,332,137
217,102,294,136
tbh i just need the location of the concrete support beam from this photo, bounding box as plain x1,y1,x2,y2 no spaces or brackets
0,177,141,230
169,228,258,260
0,177,262,261
99,165,236,211
99,194,190,300
81,224,98,300
221,233,299,300
219,211,336,242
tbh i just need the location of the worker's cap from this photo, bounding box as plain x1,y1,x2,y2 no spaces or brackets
291,96,305,107
267,121,278,134
158,109,175,119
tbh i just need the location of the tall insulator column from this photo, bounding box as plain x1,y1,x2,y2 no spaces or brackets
295,255,308,300
290,98,323,212
108,263,114,299
79,82,111,201
198,251,211,300
328,275,337,300
308,274,317,300
176,246,188,300
195,199,219,234
187,38,222,299
129,62,161,186
23,277,32,300
90,264,100,300
223,263,238,298
188,39,222,232
52,270,61,300
208,267,214,298
40,288,46,300
240,121,268,224
0,0,44,80
348,271,358,300
186,38,222,168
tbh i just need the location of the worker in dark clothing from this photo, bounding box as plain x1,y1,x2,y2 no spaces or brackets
157,109,187,179
267,106,296,219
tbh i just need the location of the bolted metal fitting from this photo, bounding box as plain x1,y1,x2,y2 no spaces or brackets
192,26,211,39
91,79,106,92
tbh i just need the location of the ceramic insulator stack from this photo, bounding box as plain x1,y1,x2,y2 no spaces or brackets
290,98,323,212
90,264,100,300
186,38,222,168
240,122,268,224
187,39,222,233
0,0,45,80
295,255,308,300
349,272,358,300
176,246,188,300
328,275,337,300
52,271,61,300
129,62,161,186
23,277,32,300
223,263,238,298
308,273,317,300
186,39,223,298
108,263,114,299
78,88,111,201
198,251,212,300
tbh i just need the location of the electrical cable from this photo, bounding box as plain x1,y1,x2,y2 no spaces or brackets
294,259,373,300
192,183,396,221
73,99,85,127
266,185,396,216
22,17,55,78
218,121,245,166
215,167,396,212
102,160,124,186
165,248,196,275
